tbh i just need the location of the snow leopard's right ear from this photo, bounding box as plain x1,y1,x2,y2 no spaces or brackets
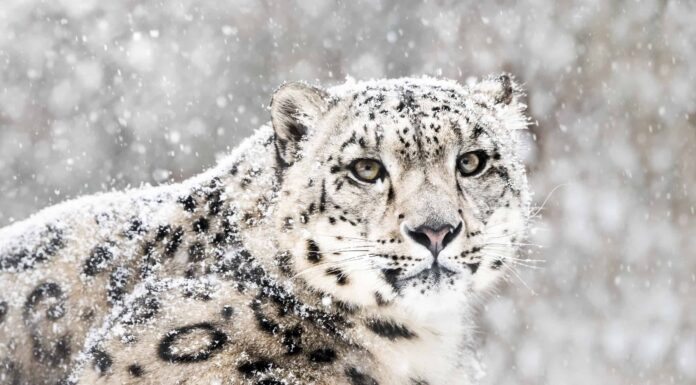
271,82,329,167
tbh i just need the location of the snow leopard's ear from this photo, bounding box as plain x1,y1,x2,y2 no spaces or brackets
470,73,523,107
470,74,528,130
271,82,329,166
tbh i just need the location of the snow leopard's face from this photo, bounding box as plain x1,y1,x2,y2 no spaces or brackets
273,77,530,312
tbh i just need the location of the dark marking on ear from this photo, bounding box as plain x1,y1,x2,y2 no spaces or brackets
178,195,196,213
466,262,480,274
158,323,228,363
365,318,416,340
83,245,114,276
237,359,274,377
326,267,348,285
92,349,113,376
127,364,144,377
308,348,336,364
306,240,321,263
345,367,379,385
495,74,514,104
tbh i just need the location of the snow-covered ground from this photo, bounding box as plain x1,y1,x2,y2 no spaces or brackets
0,1,694,384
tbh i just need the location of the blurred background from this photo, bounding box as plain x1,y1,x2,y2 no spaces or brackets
1,0,694,383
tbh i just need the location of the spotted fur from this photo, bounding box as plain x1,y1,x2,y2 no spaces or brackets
0,75,531,385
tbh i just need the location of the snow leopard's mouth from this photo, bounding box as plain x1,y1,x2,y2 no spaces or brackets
398,262,458,286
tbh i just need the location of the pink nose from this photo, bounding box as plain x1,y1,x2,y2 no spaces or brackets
421,227,451,248
406,222,463,257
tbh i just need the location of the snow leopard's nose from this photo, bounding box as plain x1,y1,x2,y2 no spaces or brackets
406,222,463,257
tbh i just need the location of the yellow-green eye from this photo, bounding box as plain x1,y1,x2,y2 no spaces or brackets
457,151,488,177
349,159,385,183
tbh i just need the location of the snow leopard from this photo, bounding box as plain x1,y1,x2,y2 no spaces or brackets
0,75,531,385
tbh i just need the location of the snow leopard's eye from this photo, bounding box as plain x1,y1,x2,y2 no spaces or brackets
457,151,488,177
349,158,385,183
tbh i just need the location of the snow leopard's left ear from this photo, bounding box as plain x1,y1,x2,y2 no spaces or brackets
470,74,528,130
271,82,330,167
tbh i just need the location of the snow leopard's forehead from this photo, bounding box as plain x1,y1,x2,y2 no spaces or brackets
315,77,524,167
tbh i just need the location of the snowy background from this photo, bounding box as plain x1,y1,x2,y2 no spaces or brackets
1,0,694,383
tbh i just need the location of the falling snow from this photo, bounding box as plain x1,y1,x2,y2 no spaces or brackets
0,1,695,384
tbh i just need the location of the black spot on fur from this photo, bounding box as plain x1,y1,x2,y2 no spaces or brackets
346,367,379,385
319,180,327,212
107,267,131,305
365,318,416,340
466,262,480,274
237,359,274,377
1,225,66,271
122,296,160,326
306,239,321,263
192,217,209,233
251,299,280,335
92,349,113,376
308,348,336,364
83,245,113,276
207,190,223,216
381,268,401,291
178,195,197,212
125,219,146,239
387,186,395,203
0,301,7,323
256,380,284,385
281,324,303,355
164,227,184,256
374,292,389,307
127,364,144,377
221,305,235,320
492,259,503,270
188,242,205,262
158,323,227,363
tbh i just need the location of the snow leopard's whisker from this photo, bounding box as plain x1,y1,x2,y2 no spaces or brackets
481,250,545,269
481,253,545,268
483,241,542,248
529,183,567,219
480,246,545,262
498,260,536,294
313,234,378,243
290,255,372,279
313,247,374,254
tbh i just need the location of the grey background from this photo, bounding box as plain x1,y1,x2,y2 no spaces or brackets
1,0,695,384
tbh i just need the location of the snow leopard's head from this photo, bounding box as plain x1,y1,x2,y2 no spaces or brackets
272,76,531,313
